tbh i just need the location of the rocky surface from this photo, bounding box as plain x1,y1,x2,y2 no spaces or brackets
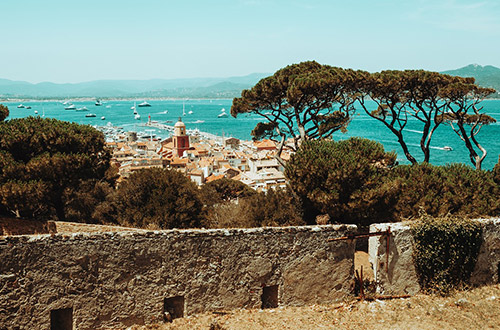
0,225,356,329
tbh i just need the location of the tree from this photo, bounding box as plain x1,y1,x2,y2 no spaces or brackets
356,70,462,164
439,80,496,170
0,117,111,220
0,104,8,121
113,168,204,229
285,138,397,225
231,61,358,162
199,178,256,206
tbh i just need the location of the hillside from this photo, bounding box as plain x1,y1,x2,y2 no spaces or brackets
0,73,269,99
441,64,500,96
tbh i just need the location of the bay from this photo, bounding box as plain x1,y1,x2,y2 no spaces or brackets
3,99,500,170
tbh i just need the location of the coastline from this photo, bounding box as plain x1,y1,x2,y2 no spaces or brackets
0,97,235,103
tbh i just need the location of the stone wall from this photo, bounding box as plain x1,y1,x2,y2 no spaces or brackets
369,218,500,295
0,225,356,330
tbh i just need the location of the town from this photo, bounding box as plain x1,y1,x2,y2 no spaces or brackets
100,117,291,191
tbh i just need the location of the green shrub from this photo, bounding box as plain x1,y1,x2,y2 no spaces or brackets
392,163,500,219
285,138,397,225
411,214,483,295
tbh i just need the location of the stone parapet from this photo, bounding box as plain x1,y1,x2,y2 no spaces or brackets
0,225,356,329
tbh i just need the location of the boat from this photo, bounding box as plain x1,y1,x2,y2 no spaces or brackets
182,101,186,116
188,110,193,115
135,114,141,120
133,109,138,115
85,113,97,118
64,104,76,110
17,104,25,108
105,105,111,109
34,110,38,114
443,146,453,151
25,106,32,109
95,99,102,106
76,106,88,111
101,116,106,120
218,108,228,118
131,102,136,110
193,120,205,124
137,101,151,107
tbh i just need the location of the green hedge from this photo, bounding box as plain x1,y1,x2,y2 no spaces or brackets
411,214,483,295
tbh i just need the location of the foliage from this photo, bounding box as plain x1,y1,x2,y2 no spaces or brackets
231,61,358,157
0,104,8,121
200,178,256,206
203,187,304,229
285,138,397,225
0,117,111,220
357,70,470,164
439,81,496,170
493,156,500,185
411,214,483,295
113,168,204,229
391,163,500,219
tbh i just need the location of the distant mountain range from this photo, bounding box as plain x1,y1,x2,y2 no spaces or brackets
0,73,269,99
441,64,500,96
1,64,499,99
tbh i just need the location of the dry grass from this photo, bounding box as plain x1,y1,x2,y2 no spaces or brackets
131,284,500,330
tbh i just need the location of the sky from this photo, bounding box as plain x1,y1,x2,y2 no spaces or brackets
1,0,500,83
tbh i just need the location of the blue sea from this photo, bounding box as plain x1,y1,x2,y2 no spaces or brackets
3,99,500,170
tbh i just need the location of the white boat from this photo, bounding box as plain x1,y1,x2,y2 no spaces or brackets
188,110,193,115
17,104,25,108
34,110,38,114
135,114,141,120
218,108,228,118
76,106,88,111
95,99,102,106
101,116,106,120
106,105,112,109
443,146,453,151
137,101,151,107
131,102,136,110
193,120,205,124
85,113,97,118
182,101,186,116
64,104,76,110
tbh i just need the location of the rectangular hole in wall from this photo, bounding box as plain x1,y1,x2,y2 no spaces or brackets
261,285,278,309
50,307,73,330
163,296,184,322
497,262,500,283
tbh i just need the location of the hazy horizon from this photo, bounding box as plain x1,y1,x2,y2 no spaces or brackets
2,0,500,84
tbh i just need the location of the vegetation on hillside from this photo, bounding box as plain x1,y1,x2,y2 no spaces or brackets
0,117,111,220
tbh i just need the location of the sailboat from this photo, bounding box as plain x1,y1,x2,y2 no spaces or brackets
218,108,228,118
182,101,186,116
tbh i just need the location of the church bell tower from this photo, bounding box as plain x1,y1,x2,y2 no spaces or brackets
173,117,190,157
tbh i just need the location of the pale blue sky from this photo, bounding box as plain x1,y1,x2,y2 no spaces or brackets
1,0,499,83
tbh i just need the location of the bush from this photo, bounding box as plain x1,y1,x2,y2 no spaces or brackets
285,138,397,225
392,163,500,219
203,187,304,229
411,214,482,295
113,168,204,229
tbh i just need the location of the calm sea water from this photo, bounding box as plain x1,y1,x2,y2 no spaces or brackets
3,99,500,170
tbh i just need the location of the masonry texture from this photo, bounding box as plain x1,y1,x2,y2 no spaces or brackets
369,218,500,295
0,225,356,330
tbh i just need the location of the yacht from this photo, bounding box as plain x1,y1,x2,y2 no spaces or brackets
64,104,77,110
95,99,102,106
17,104,25,108
137,101,151,107
135,114,141,120
85,113,97,118
101,116,106,120
218,108,228,118
25,106,32,109
76,106,89,111
443,146,453,151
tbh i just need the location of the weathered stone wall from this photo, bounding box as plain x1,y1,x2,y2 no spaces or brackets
0,225,356,330
369,218,500,295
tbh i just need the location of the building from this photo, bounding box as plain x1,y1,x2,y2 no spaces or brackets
173,118,190,157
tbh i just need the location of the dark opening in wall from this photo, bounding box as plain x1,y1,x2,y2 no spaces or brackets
261,285,278,309
163,296,184,322
50,308,73,330
497,262,500,283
